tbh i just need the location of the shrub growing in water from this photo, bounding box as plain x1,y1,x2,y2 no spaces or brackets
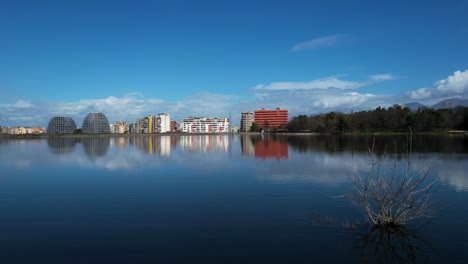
350,137,438,227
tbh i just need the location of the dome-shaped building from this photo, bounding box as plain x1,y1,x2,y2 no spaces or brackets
82,112,111,134
47,116,77,134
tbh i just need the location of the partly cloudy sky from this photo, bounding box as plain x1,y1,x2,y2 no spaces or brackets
1,1,467,127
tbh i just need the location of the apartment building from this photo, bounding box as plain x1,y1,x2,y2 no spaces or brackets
240,112,253,132
112,121,129,134
179,117,230,133
254,107,288,130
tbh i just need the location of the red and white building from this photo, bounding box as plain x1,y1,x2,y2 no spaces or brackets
179,117,230,133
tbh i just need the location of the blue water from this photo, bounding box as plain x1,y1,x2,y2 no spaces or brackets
0,135,467,263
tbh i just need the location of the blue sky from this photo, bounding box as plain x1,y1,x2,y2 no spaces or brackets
1,0,468,127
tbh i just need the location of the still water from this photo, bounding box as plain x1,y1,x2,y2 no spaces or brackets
0,134,467,263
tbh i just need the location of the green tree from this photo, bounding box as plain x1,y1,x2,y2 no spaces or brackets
250,122,259,132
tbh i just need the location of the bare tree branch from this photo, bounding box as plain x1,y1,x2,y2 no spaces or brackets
349,136,438,227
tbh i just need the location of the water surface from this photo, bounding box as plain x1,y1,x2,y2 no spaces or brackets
0,134,467,263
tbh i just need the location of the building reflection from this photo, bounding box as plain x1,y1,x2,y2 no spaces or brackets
134,136,171,156
179,135,229,152
110,136,130,148
241,135,288,159
82,137,110,158
47,137,78,154
240,135,254,156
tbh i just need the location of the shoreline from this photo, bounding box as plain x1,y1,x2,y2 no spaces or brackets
0,131,465,139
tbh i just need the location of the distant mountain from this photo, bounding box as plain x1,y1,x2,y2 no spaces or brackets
432,98,468,109
403,102,429,112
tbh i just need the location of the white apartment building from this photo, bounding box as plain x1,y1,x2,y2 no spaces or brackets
179,117,230,133
157,113,170,133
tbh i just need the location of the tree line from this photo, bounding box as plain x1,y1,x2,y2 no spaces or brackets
286,105,468,133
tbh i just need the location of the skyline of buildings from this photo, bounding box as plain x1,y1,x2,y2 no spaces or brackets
0,107,289,134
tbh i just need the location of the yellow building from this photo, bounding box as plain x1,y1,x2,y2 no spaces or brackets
148,115,154,133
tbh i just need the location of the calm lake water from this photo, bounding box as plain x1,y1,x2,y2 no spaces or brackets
0,134,467,263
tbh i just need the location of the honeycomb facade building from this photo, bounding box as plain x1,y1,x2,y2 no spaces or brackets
47,116,77,134
82,112,111,134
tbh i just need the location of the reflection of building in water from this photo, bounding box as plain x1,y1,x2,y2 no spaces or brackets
47,137,78,154
110,137,130,148
82,137,110,158
240,135,254,156
254,137,288,159
240,135,288,159
134,136,171,156
179,135,229,152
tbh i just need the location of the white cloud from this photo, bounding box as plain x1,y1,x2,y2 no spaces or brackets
291,34,345,52
13,100,34,108
0,93,242,127
313,92,376,108
255,78,360,90
368,74,395,82
408,87,432,100
435,70,468,93
406,70,468,103
255,74,395,91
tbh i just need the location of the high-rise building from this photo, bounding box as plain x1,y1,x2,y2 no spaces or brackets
136,117,149,133
129,123,137,133
254,107,288,130
157,113,170,133
47,116,77,134
148,115,155,133
136,114,171,133
82,112,111,134
240,112,253,132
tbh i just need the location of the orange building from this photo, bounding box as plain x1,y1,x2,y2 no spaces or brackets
254,107,288,130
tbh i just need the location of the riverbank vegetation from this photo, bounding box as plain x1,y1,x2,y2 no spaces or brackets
287,105,468,133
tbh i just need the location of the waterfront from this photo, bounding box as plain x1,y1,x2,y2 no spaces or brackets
0,134,467,263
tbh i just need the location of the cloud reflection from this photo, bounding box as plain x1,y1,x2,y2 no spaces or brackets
0,135,467,192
